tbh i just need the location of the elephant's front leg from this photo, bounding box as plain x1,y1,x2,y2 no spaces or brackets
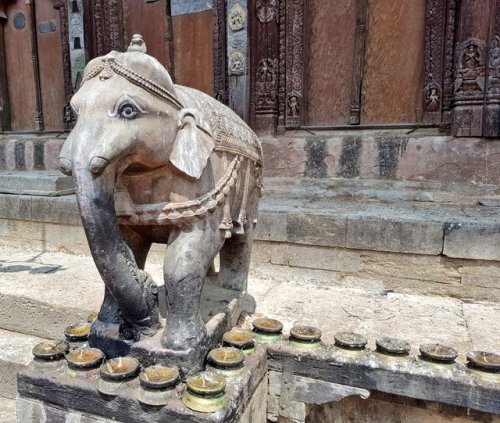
162,220,224,352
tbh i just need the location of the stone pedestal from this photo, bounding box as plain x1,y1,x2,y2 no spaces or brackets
88,281,246,376
17,348,267,423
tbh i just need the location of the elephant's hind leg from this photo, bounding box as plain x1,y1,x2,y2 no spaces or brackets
218,224,254,292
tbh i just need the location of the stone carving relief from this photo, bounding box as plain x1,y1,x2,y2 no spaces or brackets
286,92,301,126
424,83,441,112
68,0,86,91
256,0,278,23
227,0,248,81
255,58,277,109
455,39,486,94
228,3,246,31
229,51,246,75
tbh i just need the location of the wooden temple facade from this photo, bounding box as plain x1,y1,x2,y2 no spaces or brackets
0,0,498,138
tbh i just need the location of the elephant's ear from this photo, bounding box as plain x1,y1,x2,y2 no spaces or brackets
170,108,215,179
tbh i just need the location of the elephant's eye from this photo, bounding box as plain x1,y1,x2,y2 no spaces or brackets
118,103,140,120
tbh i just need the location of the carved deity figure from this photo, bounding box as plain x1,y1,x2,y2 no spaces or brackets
288,95,299,119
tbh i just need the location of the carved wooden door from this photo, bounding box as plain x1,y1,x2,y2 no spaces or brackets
2,0,38,130
2,0,66,131
122,0,171,70
35,0,66,130
169,1,214,95
120,0,214,96
304,0,425,127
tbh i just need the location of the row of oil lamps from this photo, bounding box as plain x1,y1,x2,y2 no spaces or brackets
31,316,500,413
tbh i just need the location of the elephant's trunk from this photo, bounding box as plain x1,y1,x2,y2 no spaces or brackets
72,158,157,332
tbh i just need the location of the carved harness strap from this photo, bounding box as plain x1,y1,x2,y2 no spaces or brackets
118,155,243,226
82,56,184,110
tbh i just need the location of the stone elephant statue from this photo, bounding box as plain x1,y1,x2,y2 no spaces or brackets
58,35,262,371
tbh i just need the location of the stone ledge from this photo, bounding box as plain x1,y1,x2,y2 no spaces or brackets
261,133,500,185
18,348,268,423
0,136,66,171
266,344,500,415
0,171,74,196
0,194,80,225
0,174,500,261
0,329,46,400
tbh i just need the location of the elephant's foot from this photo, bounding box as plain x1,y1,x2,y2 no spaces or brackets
98,288,124,324
161,315,207,352
125,270,161,337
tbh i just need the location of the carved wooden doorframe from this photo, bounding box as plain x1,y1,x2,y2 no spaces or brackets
0,1,10,131
424,0,500,137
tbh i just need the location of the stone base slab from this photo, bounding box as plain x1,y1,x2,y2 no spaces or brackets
17,348,267,423
88,290,245,375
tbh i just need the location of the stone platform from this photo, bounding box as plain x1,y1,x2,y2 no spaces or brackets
18,348,268,423
1,246,500,421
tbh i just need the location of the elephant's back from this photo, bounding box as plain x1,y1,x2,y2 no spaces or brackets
175,85,262,166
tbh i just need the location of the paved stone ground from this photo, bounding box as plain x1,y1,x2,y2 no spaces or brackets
1,245,500,421
1,245,499,359
0,397,16,423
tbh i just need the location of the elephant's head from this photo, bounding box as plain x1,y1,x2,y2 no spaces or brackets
59,34,214,180
58,35,215,334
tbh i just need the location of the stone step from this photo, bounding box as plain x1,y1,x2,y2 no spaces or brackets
265,177,500,205
259,179,500,262
0,329,46,399
0,170,74,196
0,177,499,260
0,249,100,339
0,397,16,423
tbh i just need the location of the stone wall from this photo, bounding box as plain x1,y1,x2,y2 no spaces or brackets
261,131,500,185
304,393,500,423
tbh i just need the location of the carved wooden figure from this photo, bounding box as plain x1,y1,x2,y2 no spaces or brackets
59,35,263,372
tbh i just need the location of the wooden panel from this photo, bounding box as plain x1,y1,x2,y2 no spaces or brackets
0,19,11,131
361,0,425,124
4,1,37,130
122,0,170,70
172,10,214,95
35,0,65,131
305,0,357,125
249,0,280,131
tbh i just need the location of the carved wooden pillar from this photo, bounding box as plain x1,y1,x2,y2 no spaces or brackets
27,0,44,130
87,0,124,59
249,0,279,132
484,0,500,136
213,0,228,104
423,0,459,127
276,0,305,131
453,0,497,136
227,0,249,122
0,0,10,131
